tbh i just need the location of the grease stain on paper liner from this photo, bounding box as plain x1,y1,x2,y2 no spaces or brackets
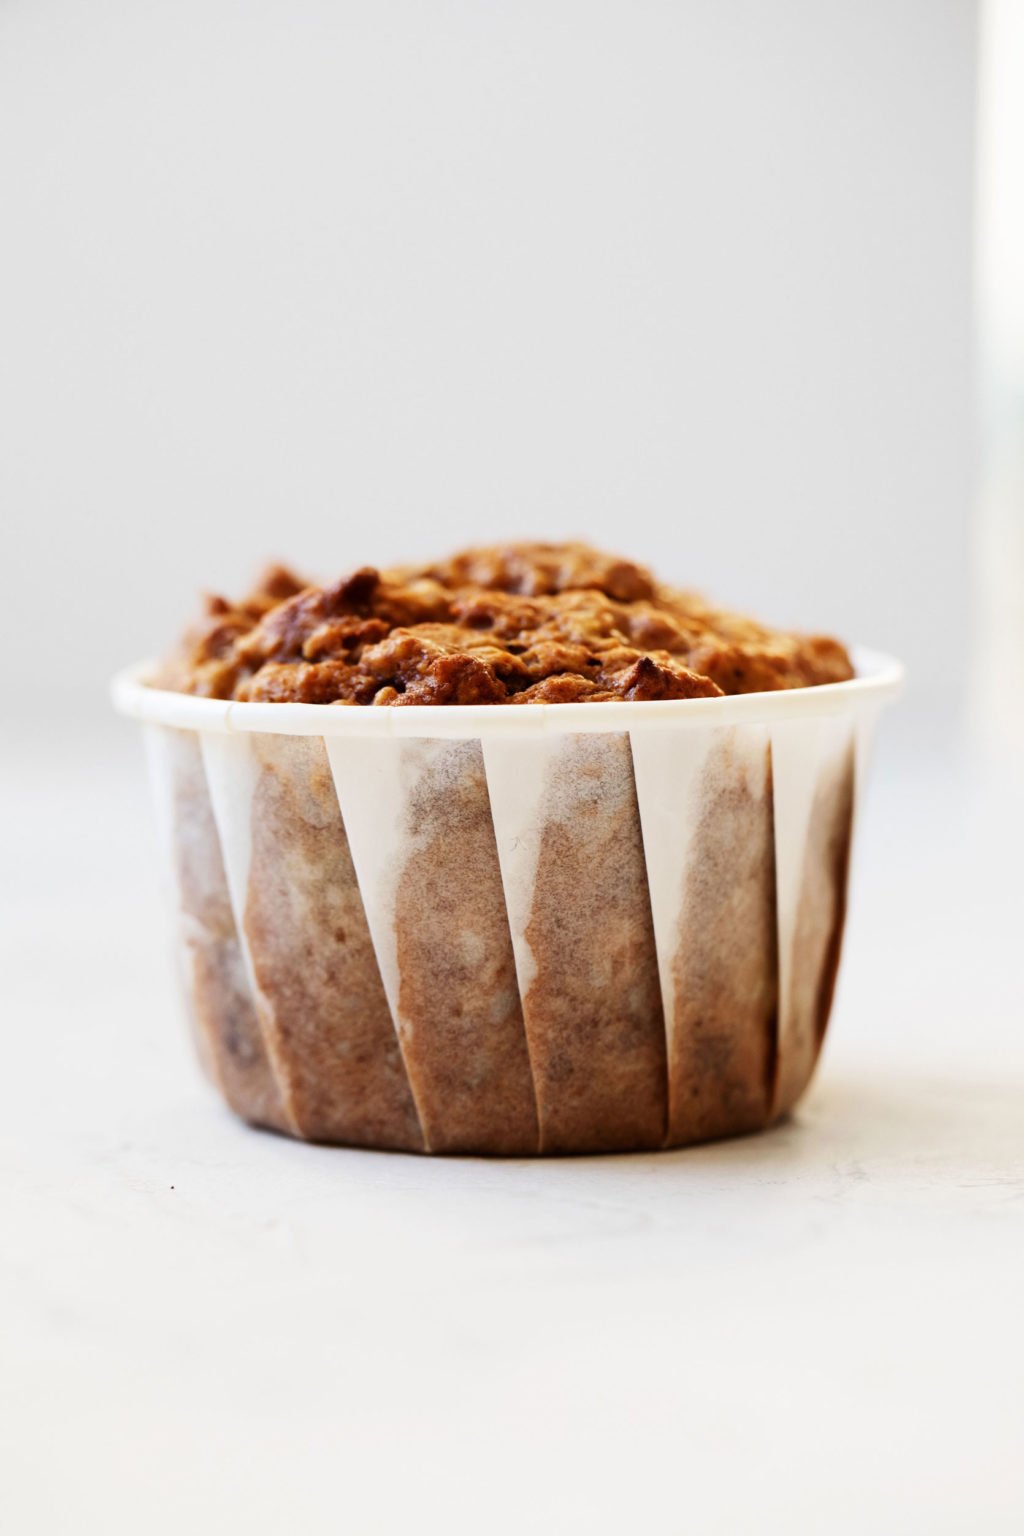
146,689,875,1155
668,734,778,1144
391,739,539,1155
488,733,669,1154
146,725,287,1133
242,734,423,1150
773,736,856,1117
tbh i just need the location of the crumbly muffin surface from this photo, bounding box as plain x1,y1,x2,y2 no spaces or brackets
158,541,853,705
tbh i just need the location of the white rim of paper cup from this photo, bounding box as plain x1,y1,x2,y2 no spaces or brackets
111,646,904,739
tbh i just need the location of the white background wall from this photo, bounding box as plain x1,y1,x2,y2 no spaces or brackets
1,1,976,742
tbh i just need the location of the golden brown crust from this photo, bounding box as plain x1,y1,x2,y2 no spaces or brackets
157,541,854,705
417,541,658,602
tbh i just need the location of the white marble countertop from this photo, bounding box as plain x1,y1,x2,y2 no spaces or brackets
3,733,1022,1535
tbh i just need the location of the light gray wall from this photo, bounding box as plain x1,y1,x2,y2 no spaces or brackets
0,1,977,742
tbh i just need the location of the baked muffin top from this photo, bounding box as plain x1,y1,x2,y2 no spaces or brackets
157,541,853,706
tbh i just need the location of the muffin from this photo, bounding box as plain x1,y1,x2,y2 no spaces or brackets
116,541,900,1154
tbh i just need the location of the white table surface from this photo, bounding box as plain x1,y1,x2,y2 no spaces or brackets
3,729,1022,1535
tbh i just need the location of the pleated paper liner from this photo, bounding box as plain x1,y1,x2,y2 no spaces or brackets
629,723,777,1144
143,725,288,1133
479,731,667,1153
201,731,423,1150
325,734,537,1154
119,649,901,1155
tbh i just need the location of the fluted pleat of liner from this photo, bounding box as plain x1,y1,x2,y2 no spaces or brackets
326,735,539,1155
482,732,668,1154
630,724,777,1147
144,724,288,1133
150,705,872,1155
769,716,856,1118
202,732,423,1151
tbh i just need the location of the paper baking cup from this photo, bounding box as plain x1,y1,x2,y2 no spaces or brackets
113,649,902,1155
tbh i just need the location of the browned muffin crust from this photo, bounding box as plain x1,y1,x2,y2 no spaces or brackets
158,541,853,705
